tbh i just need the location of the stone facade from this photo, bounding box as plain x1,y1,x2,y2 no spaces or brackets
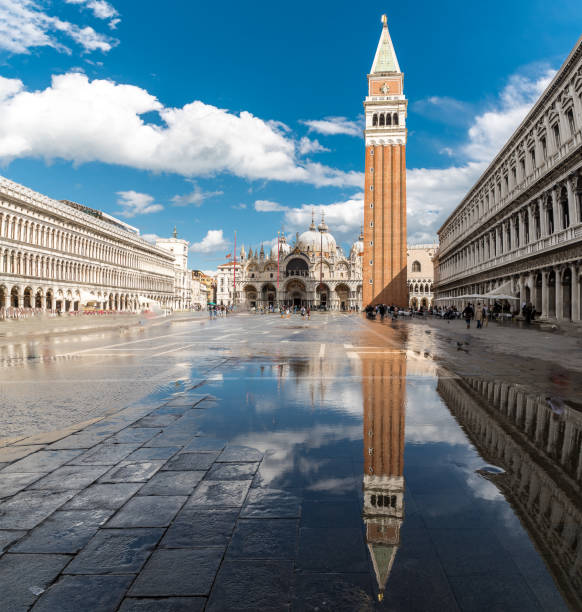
363,15,408,307
0,175,175,312
216,219,363,310
434,36,582,321
155,232,191,310
407,244,437,308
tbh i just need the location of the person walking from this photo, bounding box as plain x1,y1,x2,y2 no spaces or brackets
462,303,474,329
475,302,484,329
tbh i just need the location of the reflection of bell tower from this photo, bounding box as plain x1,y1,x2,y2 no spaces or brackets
362,348,406,600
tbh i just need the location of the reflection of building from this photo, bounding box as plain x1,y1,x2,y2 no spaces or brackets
407,244,437,308
155,229,191,310
215,215,363,309
434,36,582,322
0,175,175,312
363,15,408,307
438,375,582,609
361,347,406,599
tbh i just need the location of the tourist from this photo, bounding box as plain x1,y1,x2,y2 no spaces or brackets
475,302,484,329
462,303,474,329
524,301,533,325
482,304,489,327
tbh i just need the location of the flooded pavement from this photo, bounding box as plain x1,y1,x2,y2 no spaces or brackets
0,313,580,610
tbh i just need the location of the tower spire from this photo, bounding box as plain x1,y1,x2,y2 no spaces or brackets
371,14,400,73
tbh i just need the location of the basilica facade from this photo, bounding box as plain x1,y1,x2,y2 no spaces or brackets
216,215,363,310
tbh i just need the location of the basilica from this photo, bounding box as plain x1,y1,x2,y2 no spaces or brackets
216,214,364,310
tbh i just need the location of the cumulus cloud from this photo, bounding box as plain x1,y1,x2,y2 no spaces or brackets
116,190,163,218
141,232,160,244
171,182,223,207
254,200,288,212
231,203,247,210
298,136,329,155
0,72,362,189
302,116,363,138
0,0,117,54
65,0,120,28
190,229,230,254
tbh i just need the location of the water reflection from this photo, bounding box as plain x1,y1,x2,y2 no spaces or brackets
439,374,582,610
361,347,406,601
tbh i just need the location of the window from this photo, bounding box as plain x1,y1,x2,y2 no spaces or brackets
372,114,378,127
370,203,373,208
511,168,516,187
369,279,373,284
530,148,536,170
553,124,561,149
370,185,373,191
567,109,575,136
370,221,374,227
541,136,547,159
370,167,374,173
379,114,385,127
370,148,374,156
520,158,525,179
412,261,421,272
369,241,373,246
386,113,392,126
369,260,373,265
393,113,398,125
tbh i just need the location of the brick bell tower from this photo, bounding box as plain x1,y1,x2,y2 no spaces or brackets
363,15,408,307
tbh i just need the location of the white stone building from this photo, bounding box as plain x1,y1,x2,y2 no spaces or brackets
407,244,437,308
434,36,582,321
155,230,191,310
0,175,176,313
216,215,364,310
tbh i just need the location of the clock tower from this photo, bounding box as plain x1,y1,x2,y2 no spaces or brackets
363,15,408,307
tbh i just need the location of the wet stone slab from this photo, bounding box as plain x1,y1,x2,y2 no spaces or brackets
0,444,45,463
27,465,109,491
217,445,263,463
2,449,83,473
205,462,259,481
292,572,375,611
106,495,187,528
161,509,239,548
0,472,42,498
98,460,166,483
0,489,77,529
206,559,293,611
64,528,164,574
32,574,134,612
181,437,227,453
69,443,141,466
186,480,252,508
132,414,180,428
105,428,162,445
297,527,369,573
0,529,26,554
145,430,198,446
118,597,206,611
48,431,112,450
125,446,180,462
63,483,142,511
227,519,298,559
10,509,112,553
241,488,302,519
129,548,224,597
162,452,218,471
139,471,205,496
0,552,71,611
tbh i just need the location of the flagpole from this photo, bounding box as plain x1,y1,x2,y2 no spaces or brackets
277,231,280,307
233,230,236,307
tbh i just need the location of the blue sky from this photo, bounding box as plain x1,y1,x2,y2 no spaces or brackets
0,1,580,272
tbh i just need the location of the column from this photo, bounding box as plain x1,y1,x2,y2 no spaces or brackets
556,267,563,321
572,265,580,322
541,270,549,318
539,197,548,236
551,188,560,232
518,276,525,308
566,175,578,225
518,211,526,246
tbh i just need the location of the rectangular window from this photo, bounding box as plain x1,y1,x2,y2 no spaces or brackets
541,136,547,159
553,124,561,149
530,148,536,170
567,109,575,136
370,149,374,156
520,158,525,179
511,168,516,187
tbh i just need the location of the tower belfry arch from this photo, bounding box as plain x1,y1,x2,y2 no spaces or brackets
363,15,408,306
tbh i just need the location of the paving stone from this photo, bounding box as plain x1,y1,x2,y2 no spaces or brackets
119,597,206,611
0,552,70,610
181,437,227,453
0,444,45,463
227,519,298,559
161,509,239,548
28,465,109,491
132,414,180,428
64,528,164,574
98,460,166,483
162,452,218,471
150,405,192,417
69,443,141,465
63,483,142,511
241,488,302,518
105,428,161,445
11,509,112,553
33,575,134,612
0,529,26,553
0,489,77,529
0,472,42,498
164,394,207,407
145,430,198,446
205,462,259,481
297,528,368,572
125,446,180,461
206,559,293,611
292,572,375,611
2,449,82,473
186,480,252,507
0,463,6,471
107,495,186,528
139,471,205,496
217,445,263,463
129,548,224,597
48,432,112,449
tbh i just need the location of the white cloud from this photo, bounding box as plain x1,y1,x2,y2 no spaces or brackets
231,203,247,210
65,0,119,28
199,269,217,277
171,182,223,207
0,72,361,188
301,116,363,138
0,0,116,54
141,232,160,244
298,136,329,155
116,190,163,218
190,229,230,254
254,200,288,212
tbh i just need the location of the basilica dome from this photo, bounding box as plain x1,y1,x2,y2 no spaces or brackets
350,230,364,259
298,214,337,255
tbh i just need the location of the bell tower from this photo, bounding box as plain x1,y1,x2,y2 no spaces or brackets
363,15,408,306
